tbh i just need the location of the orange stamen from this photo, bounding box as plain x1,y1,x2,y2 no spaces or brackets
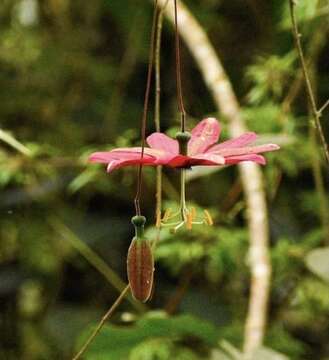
190,207,196,221
186,212,193,230
204,210,214,226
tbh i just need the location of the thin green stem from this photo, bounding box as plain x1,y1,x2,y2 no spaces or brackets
156,166,162,224
72,285,130,360
154,1,169,232
180,169,187,220
289,0,329,165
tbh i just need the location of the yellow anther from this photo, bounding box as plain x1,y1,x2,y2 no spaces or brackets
186,212,193,230
190,207,196,221
162,208,172,222
204,210,214,226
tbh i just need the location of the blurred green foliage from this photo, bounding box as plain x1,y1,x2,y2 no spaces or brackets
79,311,219,359
0,0,329,359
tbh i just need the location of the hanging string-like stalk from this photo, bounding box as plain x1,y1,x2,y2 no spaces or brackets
134,0,159,216
154,1,170,230
173,0,186,132
173,0,189,221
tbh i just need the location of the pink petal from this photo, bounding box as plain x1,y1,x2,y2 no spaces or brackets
146,133,179,154
209,132,257,152
89,146,179,172
106,157,157,173
190,153,225,165
167,153,225,168
167,155,190,168
188,118,221,155
89,149,153,163
225,154,266,165
89,147,173,164
210,144,280,157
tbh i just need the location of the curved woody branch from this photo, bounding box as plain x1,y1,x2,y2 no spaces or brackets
153,0,271,355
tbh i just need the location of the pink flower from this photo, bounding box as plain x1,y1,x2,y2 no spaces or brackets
89,118,279,172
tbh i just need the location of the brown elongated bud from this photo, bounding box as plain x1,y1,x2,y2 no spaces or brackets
127,237,154,302
127,215,154,302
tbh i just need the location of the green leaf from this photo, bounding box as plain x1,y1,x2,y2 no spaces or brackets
305,247,329,283
129,338,201,360
76,312,219,359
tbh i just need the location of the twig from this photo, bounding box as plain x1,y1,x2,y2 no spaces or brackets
310,124,329,244
72,285,130,360
280,22,329,242
319,98,329,115
289,0,329,165
152,0,271,355
307,67,329,244
280,26,328,117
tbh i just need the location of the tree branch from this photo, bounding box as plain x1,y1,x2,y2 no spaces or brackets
153,0,271,355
